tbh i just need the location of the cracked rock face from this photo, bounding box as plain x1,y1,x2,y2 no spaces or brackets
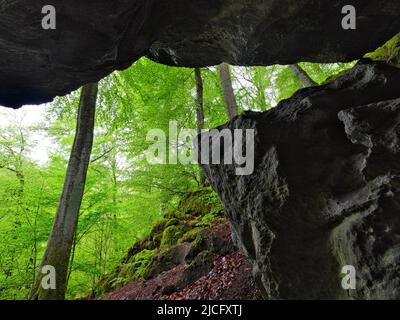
202,60,400,299
1,0,400,107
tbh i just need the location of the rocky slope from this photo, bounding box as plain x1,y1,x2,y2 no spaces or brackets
201,59,400,299
91,189,261,300
1,1,400,107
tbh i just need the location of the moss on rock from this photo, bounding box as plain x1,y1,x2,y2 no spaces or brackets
143,244,190,280
160,225,187,249
93,188,225,298
165,188,223,218
175,251,214,291
178,227,205,244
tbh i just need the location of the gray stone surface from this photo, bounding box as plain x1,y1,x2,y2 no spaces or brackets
1,0,400,107
202,60,400,299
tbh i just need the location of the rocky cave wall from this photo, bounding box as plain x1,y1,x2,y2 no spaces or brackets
202,60,400,299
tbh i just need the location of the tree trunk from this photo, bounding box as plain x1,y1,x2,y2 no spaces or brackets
219,63,238,120
29,82,98,300
289,64,317,87
65,231,77,287
194,68,206,186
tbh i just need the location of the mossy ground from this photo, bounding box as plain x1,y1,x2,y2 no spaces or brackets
94,188,224,298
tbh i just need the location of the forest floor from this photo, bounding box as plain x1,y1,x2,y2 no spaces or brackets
103,221,261,300
89,189,262,301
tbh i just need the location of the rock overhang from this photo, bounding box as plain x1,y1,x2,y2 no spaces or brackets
1,0,400,108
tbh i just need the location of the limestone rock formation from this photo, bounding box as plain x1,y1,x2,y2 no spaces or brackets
1,0,400,107
202,60,400,299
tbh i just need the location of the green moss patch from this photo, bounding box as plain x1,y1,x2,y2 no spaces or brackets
160,225,187,249
94,189,225,298
175,251,214,291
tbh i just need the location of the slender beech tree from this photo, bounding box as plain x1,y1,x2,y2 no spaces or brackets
29,82,99,300
219,63,238,120
194,68,206,186
289,64,317,87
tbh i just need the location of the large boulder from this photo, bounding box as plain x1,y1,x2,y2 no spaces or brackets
202,60,400,299
1,0,400,107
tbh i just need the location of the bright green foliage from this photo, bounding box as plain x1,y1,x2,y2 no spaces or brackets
0,52,359,299
233,63,353,111
365,33,400,64
299,62,356,85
